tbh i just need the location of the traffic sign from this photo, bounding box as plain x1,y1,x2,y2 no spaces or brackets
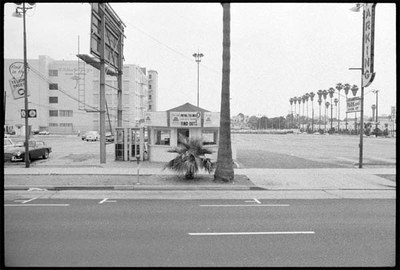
21,109,37,118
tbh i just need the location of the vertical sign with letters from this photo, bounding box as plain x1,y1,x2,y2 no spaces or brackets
362,3,377,88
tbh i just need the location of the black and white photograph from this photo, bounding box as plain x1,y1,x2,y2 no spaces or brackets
3,2,396,267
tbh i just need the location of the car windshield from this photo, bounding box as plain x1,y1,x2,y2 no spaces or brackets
87,131,97,135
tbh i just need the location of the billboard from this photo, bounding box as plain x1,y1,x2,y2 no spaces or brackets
90,3,124,71
347,97,361,113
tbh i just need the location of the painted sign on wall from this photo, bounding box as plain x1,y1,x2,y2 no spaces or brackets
170,111,201,127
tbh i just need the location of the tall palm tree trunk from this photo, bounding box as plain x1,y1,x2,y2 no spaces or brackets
215,3,234,182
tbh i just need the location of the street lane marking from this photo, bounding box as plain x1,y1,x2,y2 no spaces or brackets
14,197,39,204
5,204,69,207
99,198,116,204
200,204,289,207
244,198,261,204
189,231,315,236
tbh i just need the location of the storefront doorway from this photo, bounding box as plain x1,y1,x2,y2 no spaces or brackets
177,128,189,144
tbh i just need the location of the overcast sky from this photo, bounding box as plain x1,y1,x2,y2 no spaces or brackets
3,3,396,118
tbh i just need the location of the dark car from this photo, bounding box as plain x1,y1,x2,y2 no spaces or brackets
4,140,52,162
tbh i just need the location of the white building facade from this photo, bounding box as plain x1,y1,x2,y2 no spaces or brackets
4,56,157,135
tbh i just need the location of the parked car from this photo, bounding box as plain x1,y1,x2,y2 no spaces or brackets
4,137,15,150
38,130,50,135
84,131,100,141
105,132,114,142
4,140,52,162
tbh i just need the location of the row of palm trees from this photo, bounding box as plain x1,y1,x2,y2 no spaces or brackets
289,83,360,133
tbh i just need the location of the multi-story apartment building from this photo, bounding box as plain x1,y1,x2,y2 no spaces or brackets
3,55,157,135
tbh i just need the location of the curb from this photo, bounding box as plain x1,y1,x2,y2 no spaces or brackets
4,185,253,191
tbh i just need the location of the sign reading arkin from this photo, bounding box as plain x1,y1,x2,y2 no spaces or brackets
362,3,377,88
170,111,201,127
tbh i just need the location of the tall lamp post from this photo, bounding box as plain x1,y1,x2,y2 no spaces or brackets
343,83,351,132
351,84,359,134
328,88,335,133
193,51,204,107
372,89,379,135
325,101,330,133
13,3,35,168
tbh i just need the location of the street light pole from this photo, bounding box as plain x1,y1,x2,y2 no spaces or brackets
372,89,379,135
193,51,204,107
14,3,33,168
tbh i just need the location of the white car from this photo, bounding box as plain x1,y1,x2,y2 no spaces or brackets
85,131,100,141
38,130,50,135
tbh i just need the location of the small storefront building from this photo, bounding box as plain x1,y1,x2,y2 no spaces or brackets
144,103,223,162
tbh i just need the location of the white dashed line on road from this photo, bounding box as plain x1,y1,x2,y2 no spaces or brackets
5,204,69,207
99,198,116,204
188,231,315,236
199,204,289,207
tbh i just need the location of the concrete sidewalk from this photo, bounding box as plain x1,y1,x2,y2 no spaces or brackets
4,165,396,191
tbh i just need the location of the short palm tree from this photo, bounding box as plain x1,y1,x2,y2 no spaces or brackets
164,135,215,180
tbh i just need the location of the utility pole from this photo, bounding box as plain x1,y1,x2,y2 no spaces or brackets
22,3,30,168
99,3,106,163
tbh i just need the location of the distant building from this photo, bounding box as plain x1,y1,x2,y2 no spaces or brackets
3,55,158,134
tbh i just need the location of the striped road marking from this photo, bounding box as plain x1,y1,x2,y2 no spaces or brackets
189,231,315,236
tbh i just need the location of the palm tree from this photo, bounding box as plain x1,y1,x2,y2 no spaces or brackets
334,98,339,131
214,3,234,182
297,96,302,128
309,92,315,132
317,90,323,131
165,135,215,180
322,90,328,132
325,101,330,132
301,95,306,130
343,83,351,132
289,98,294,128
328,87,335,132
292,97,297,128
305,93,310,131
335,83,343,133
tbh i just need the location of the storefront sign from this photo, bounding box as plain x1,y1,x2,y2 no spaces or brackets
9,78,28,100
144,112,167,126
347,97,361,113
203,112,220,127
170,111,201,127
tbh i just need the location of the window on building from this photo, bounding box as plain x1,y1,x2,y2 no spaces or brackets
149,95,152,100
149,74,152,79
155,130,170,145
59,110,73,117
149,84,152,90
48,70,58,77
49,110,58,117
49,83,58,90
148,105,152,110
60,123,73,127
49,97,58,103
202,130,218,145
49,123,58,127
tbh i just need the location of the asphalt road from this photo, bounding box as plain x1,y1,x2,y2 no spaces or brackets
4,199,395,267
